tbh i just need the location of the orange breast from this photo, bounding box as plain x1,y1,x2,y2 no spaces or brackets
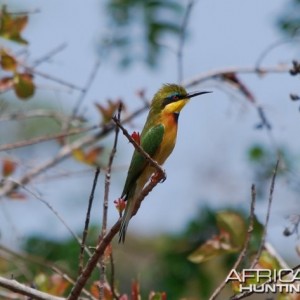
153,111,178,165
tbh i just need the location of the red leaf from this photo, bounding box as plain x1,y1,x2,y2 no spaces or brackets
131,131,140,145
114,198,126,214
0,76,14,91
8,191,26,200
131,280,141,300
2,158,17,177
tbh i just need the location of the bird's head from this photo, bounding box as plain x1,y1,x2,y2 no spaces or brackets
152,84,211,114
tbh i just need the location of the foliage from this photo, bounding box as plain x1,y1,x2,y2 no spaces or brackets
102,0,184,67
278,0,300,37
247,144,291,197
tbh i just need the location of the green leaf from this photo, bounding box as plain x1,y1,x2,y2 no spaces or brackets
0,49,18,71
13,73,35,99
216,211,247,248
188,211,247,264
248,145,265,161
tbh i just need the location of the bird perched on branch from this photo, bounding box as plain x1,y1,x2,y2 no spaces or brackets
119,83,211,242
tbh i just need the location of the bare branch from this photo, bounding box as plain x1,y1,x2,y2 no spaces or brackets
250,159,279,269
0,125,98,152
79,167,101,275
0,244,96,300
0,109,84,124
71,60,101,119
68,172,165,300
0,104,148,199
183,64,290,88
0,276,65,300
209,184,257,300
99,106,121,299
32,43,68,67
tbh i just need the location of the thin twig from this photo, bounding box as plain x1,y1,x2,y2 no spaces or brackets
99,106,121,300
0,244,96,300
112,116,166,179
250,159,279,269
0,276,64,300
71,60,101,119
5,8,41,15
78,167,101,275
0,104,149,199
183,64,290,88
209,184,257,300
32,43,67,67
0,125,98,152
255,38,300,70
67,172,165,300
177,0,194,83
102,107,121,236
0,109,84,124
17,184,84,247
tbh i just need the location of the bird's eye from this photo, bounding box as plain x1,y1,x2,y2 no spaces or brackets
172,95,179,100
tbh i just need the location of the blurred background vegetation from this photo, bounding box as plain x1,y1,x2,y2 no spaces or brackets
1,0,300,299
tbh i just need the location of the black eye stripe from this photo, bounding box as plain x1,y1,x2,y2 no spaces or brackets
162,94,185,108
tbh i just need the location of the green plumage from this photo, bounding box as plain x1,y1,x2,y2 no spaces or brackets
121,124,164,200
118,84,210,243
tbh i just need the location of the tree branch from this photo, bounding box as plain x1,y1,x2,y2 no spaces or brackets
67,172,165,300
0,276,65,300
209,184,257,300
0,104,148,199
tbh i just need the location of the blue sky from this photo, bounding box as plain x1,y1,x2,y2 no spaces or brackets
1,0,300,263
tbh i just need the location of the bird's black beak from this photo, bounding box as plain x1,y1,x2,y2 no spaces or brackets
187,91,212,99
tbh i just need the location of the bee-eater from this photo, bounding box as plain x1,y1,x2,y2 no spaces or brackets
119,84,210,243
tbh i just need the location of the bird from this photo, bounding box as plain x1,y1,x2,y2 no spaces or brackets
119,83,211,243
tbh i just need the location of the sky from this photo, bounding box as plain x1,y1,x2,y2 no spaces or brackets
1,0,300,263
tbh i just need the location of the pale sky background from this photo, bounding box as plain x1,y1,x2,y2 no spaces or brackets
1,0,300,264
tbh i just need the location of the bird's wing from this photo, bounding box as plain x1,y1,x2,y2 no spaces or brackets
121,124,164,199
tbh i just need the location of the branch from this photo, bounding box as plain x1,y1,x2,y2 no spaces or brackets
209,184,257,300
0,104,148,199
99,107,121,299
0,244,97,300
68,172,164,300
0,125,98,152
0,109,84,124
250,159,279,269
71,60,101,119
78,167,101,275
0,276,65,300
112,116,166,179
183,64,290,88
32,43,68,67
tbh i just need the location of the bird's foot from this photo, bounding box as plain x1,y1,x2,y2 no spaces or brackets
151,170,166,184
114,198,126,216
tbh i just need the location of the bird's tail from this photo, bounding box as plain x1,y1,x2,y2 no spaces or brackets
119,196,135,243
